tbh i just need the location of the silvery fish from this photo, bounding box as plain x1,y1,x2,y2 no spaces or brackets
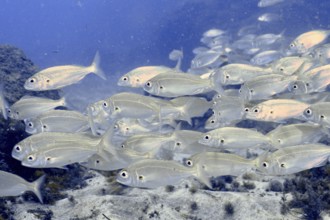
250,50,283,66
254,33,283,47
212,63,272,85
202,28,226,38
266,123,327,148
256,144,330,175
270,56,315,75
303,102,330,127
185,152,258,188
12,132,101,161
21,144,99,168
169,49,183,71
258,13,281,23
87,100,111,135
191,50,224,69
144,72,215,98
298,65,330,93
80,154,129,171
116,159,195,189
25,109,90,134
311,43,330,64
117,66,176,88
199,127,271,150
113,118,159,137
0,171,45,203
8,95,66,120
246,99,309,122
0,84,8,119
24,51,106,91
257,0,284,7
206,95,246,129
239,74,297,101
288,30,330,54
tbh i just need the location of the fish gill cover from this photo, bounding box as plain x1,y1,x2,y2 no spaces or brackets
1,0,330,219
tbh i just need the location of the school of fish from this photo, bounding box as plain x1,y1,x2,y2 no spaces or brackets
2,10,330,202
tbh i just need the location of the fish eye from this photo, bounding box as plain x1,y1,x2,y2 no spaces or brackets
244,108,249,112
14,145,22,152
138,175,144,180
289,43,295,48
210,120,215,124
136,78,140,82
279,68,284,72
125,127,129,131
262,162,268,168
175,142,181,146
253,107,259,113
122,76,129,81
114,106,120,111
113,124,119,130
320,115,325,119
28,122,34,127
103,102,108,108
185,159,193,167
249,89,254,93
46,157,51,161
220,139,225,144
145,81,152,87
43,125,47,129
277,139,282,144
280,163,285,168
96,160,100,164
121,144,125,148
225,74,230,79
292,84,298,90
46,79,50,83
27,155,35,162
159,85,164,89
304,108,312,116
203,135,210,140
29,77,36,83
7,109,11,113
120,170,128,178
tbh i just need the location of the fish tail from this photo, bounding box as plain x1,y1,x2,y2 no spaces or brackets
90,51,107,80
193,169,212,189
0,83,8,120
87,105,98,136
30,175,46,203
59,96,67,107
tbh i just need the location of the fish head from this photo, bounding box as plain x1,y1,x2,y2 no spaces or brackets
238,86,252,101
245,104,262,120
22,153,43,168
255,151,274,174
287,80,308,94
205,115,221,129
117,74,132,87
143,80,161,95
24,75,49,91
24,119,40,134
116,168,136,187
198,133,216,146
11,140,30,161
214,68,231,85
302,106,315,121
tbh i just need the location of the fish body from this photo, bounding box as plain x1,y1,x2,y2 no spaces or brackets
254,33,283,47
257,144,330,175
270,56,314,75
266,123,327,148
25,109,89,134
239,74,297,101
0,171,45,203
117,66,176,88
8,96,66,120
199,127,271,149
24,52,106,91
258,0,284,7
191,50,223,69
144,72,214,98
213,64,272,85
185,152,257,188
246,99,309,122
258,13,281,22
116,159,195,188
250,50,283,66
289,30,330,54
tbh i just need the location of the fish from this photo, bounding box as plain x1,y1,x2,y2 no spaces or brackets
199,127,271,150
239,74,298,101
185,152,258,188
254,33,283,47
143,72,215,98
12,132,101,161
8,95,66,120
24,109,90,134
270,56,315,75
169,49,183,71
256,144,330,175
113,118,160,137
24,51,106,91
266,123,328,148
80,153,129,171
258,13,281,22
288,30,330,54
87,100,112,135
0,171,45,203
311,43,330,64
212,63,273,85
0,84,8,119
202,28,226,38
116,159,195,189
303,102,330,128
190,50,224,69
250,50,283,66
117,66,177,88
257,0,284,7
246,99,309,122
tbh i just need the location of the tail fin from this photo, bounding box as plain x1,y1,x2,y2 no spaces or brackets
58,96,67,107
193,170,212,189
90,51,107,80
30,175,46,203
169,48,183,71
